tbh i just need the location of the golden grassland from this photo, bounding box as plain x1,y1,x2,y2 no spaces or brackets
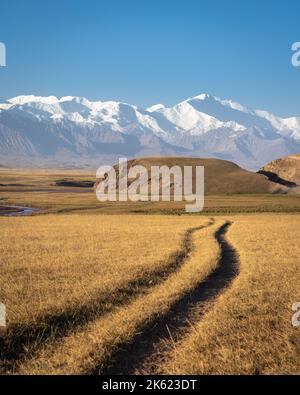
0,167,95,185
0,168,300,375
2,187,300,215
0,215,210,327
0,212,299,374
161,215,300,375
0,214,213,373
14,219,223,374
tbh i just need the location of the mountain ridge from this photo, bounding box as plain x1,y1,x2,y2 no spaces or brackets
1,93,300,170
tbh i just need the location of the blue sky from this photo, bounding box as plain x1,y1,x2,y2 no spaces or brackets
0,0,299,116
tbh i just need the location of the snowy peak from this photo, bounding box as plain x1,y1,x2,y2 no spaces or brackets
147,93,257,134
256,110,300,140
191,93,212,100
147,104,165,112
2,93,297,136
9,95,59,105
1,93,300,170
153,100,245,134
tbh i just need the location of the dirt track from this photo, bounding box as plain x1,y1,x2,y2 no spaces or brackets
97,221,239,375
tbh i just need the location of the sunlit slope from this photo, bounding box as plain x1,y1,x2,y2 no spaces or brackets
260,154,300,186
107,157,286,195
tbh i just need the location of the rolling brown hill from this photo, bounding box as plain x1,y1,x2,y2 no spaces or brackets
96,157,286,195
260,154,300,186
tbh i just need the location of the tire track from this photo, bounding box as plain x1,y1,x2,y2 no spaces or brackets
98,221,239,375
0,220,214,373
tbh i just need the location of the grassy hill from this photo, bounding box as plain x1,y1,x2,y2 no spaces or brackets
108,157,286,195
260,154,300,186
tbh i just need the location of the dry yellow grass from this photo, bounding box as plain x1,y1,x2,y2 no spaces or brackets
1,207,299,375
0,167,94,185
15,219,223,374
0,214,215,373
0,214,210,327
161,214,300,375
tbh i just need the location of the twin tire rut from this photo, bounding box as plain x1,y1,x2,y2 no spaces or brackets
0,221,213,373
1,219,239,375
98,221,239,375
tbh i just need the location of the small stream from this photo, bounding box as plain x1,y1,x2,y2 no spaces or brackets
0,205,40,217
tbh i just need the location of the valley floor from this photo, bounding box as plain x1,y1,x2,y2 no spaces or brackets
1,167,300,215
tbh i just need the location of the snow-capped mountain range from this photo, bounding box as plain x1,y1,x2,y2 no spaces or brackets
0,93,300,170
